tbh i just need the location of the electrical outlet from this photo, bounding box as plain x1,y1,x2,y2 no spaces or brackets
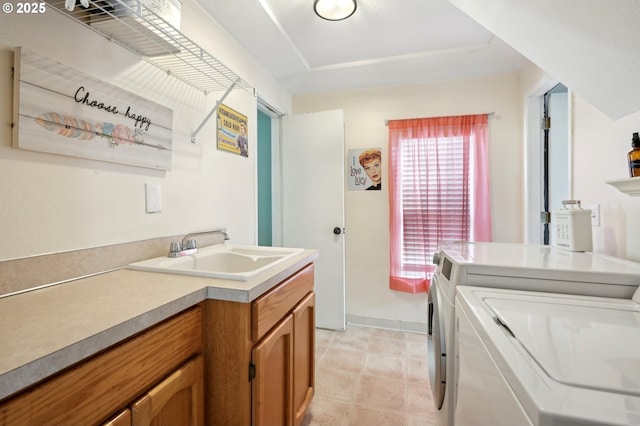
145,183,162,213
583,203,600,227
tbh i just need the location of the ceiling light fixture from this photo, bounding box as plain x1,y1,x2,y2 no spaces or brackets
314,0,357,21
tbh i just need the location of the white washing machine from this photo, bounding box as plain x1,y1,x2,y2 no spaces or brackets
455,285,640,425
427,241,640,426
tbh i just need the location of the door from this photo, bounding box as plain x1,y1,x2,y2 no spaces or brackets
131,356,204,426
524,80,570,244
257,109,272,246
281,110,346,330
252,314,294,426
543,84,570,245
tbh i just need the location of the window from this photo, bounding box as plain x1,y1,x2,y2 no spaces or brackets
388,115,492,293
401,135,470,268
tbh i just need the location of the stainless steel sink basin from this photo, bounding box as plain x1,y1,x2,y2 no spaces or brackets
128,245,304,281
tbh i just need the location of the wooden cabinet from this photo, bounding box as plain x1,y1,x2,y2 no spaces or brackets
204,264,315,426
103,409,132,426
251,291,315,426
292,292,315,426
131,356,204,426
0,307,203,426
0,263,315,426
252,314,294,426
103,356,204,426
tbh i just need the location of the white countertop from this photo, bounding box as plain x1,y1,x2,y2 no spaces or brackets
0,249,318,402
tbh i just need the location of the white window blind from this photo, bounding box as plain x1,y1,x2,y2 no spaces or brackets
400,136,472,271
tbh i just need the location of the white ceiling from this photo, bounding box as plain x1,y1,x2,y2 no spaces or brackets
200,0,532,95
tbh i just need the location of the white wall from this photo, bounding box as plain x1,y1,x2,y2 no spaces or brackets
521,62,640,261
293,74,523,328
572,96,640,260
0,0,291,261
445,1,640,261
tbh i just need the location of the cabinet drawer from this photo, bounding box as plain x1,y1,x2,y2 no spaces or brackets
252,264,314,342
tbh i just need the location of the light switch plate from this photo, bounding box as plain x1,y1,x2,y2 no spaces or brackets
145,183,162,213
583,203,600,227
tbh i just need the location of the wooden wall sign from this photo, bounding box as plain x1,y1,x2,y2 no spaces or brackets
12,48,173,170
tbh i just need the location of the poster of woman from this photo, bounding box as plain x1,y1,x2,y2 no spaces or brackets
348,148,382,191
217,103,248,157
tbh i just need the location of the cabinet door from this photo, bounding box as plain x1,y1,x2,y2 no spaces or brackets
131,356,204,426
252,314,294,426
102,409,132,426
293,292,315,426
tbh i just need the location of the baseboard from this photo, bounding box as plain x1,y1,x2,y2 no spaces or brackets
346,314,427,334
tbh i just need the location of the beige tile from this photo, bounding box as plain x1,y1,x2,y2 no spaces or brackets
356,374,407,412
406,357,429,384
345,324,374,336
315,328,335,360
316,328,335,346
332,325,372,351
406,331,427,342
364,353,406,378
315,366,360,402
407,336,427,360
371,327,406,341
406,381,435,416
310,325,437,426
408,413,437,426
319,346,367,374
349,405,407,426
302,395,353,426
368,336,407,358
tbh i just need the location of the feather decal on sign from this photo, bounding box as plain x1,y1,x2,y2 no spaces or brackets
34,112,97,140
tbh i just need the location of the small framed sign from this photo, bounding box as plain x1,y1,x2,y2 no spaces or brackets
348,148,382,191
216,103,248,157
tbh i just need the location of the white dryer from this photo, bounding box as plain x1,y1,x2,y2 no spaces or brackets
427,242,640,426
455,285,640,425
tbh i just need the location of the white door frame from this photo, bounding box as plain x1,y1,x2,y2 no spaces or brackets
523,77,573,244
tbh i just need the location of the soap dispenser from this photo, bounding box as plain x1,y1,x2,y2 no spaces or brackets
628,132,640,177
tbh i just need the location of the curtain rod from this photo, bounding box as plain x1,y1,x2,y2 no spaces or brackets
384,112,494,126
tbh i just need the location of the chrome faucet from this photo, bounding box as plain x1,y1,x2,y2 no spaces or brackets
168,228,230,257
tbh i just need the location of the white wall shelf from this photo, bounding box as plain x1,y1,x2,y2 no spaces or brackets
606,177,640,196
44,0,255,97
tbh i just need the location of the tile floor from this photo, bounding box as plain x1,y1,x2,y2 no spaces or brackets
301,325,437,426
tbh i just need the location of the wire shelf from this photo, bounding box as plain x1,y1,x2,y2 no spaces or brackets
44,0,255,96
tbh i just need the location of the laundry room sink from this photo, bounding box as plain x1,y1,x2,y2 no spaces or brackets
128,244,304,281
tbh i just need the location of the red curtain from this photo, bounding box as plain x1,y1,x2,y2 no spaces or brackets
388,114,492,293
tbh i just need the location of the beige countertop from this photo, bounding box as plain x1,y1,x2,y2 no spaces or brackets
0,248,318,402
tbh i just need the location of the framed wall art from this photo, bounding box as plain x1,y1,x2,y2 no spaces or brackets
216,103,248,157
13,48,174,170
348,147,382,191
